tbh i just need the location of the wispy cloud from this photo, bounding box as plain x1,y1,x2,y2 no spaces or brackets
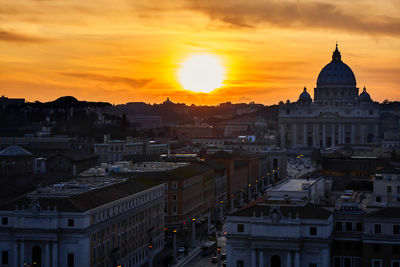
61,72,153,89
186,0,400,37
0,29,47,43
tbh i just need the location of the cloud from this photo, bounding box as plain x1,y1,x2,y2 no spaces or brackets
0,29,47,43
61,72,153,89
186,0,400,37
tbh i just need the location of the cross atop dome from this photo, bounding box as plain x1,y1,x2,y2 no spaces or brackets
332,43,342,63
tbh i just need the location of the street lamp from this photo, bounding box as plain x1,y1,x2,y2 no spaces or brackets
230,193,235,212
220,200,224,222
261,176,264,192
248,183,251,201
192,218,196,247
240,188,244,205
173,229,177,264
255,179,259,194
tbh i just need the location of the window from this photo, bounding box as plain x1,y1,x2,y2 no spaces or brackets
392,261,400,267
388,186,392,193
375,224,381,234
353,257,361,267
1,217,8,225
237,224,244,232
236,260,244,267
346,222,352,231
393,245,400,254
310,227,317,236
394,225,400,235
343,257,351,267
309,264,317,267
67,253,74,267
1,251,8,265
372,259,382,267
374,244,381,253
172,203,177,213
172,182,178,190
376,196,381,202
356,222,362,232
333,256,341,267
336,222,342,231
68,219,74,227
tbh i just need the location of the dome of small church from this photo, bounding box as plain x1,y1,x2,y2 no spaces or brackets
298,87,312,104
317,45,356,87
358,87,372,102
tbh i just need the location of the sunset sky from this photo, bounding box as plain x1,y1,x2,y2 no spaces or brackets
1,0,400,105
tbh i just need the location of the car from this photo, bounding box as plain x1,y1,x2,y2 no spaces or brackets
177,247,185,253
222,260,227,267
221,253,226,260
211,256,218,263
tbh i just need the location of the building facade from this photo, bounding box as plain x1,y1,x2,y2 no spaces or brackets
0,177,164,267
279,45,380,150
226,202,333,267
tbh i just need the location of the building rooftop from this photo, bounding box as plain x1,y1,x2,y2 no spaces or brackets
0,176,161,212
269,178,319,192
231,201,332,220
0,145,33,157
48,150,98,162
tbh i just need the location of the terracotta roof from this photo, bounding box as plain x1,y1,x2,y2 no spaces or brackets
0,178,161,212
133,163,212,181
366,207,400,219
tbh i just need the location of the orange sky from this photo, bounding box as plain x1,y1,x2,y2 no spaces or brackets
1,0,400,105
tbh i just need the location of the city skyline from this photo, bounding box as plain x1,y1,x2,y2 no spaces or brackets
1,0,400,105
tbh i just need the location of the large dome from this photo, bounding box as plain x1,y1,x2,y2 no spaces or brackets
316,45,356,87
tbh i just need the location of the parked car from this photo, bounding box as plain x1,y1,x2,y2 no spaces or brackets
177,247,185,253
211,256,218,263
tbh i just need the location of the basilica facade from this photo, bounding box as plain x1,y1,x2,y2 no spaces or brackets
279,45,380,149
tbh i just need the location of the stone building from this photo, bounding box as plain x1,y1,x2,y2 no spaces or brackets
279,45,380,150
226,201,333,267
0,177,164,267
0,145,33,175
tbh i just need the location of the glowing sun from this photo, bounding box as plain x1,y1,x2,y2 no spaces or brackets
178,54,225,93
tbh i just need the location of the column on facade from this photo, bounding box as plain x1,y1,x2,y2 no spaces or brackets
374,124,379,139
280,125,285,148
52,241,58,267
331,124,335,147
321,249,330,267
294,252,300,267
322,124,326,148
45,242,50,267
13,241,18,267
292,124,297,147
20,240,25,266
259,250,264,267
342,124,346,144
312,124,317,147
287,252,292,267
361,124,366,144
251,250,256,267
351,124,355,144
303,124,307,147
338,124,342,145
